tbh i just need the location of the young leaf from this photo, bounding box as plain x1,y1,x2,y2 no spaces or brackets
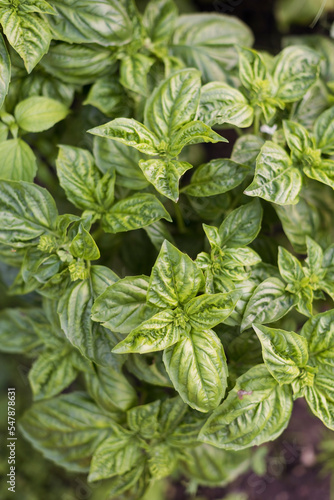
144,68,201,142
253,324,309,385
89,429,142,482
199,364,293,450
199,82,254,128
0,139,37,182
314,106,334,155
92,275,157,334
171,14,253,82
88,118,160,155
244,141,302,205
185,291,241,330
0,32,10,109
45,0,133,46
169,120,227,156
0,9,52,73
69,224,100,261
304,160,334,189
182,159,250,198
101,193,171,233
0,180,58,247
84,77,129,117
300,309,334,370
238,47,267,90
19,392,115,471
272,46,321,102
120,54,154,96
138,159,192,202
163,329,228,412
241,277,295,331
283,120,314,158
278,246,305,285
142,0,178,44
127,400,161,439
305,236,323,274
303,370,334,431
14,96,69,132
218,199,263,247
147,240,203,308
112,309,183,354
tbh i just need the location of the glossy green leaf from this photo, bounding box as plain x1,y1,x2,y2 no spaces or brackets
45,0,133,46
69,224,100,261
19,392,115,472
253,324,308,385
112,309,183,354
92,275,157,334
278,246,305,285
120,54,154,96
147,240,203,308
218,199,263,247
171,14,253,82
142,0,177,44
273,46,321,102
244,141,302,205
231,134,265,170
185,291,241,330
0,32,10,109
199,364,293,450
199,82,253,128
241,277,295,331
84,77,129,117
18,0,56,14
28,349,78,400
15,96,69,132
0,139,37,182
144,68,201,142
304,160,334,189
102,193,171,233
88,118,160,155
139,159,191,202
300,309,334,370
127,400,161,438
238,47,267,90
0,180,58,247
0,9,52,73
169,120,227,156
314,106,334,154
163,329,228,412
89,429,141,482
283,120,314,157
303,370,334,430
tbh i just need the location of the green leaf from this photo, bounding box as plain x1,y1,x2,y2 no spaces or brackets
304,160,334,189
199,82,254,128
0,33,10,109
300,309,334,370
138,158,192,202
171,14,253,82
88,118,160,155
84,77,130,117
0,139,37,182
102,193,171,233
231,134,265,170
278,246,305,285
19,392,115,472
303,370,334,430
142,0,177,44
238,47,267,90
127,400,161,438
45,0,133,46
69,224,100,261
169,120,227,156
272,46,321,102
112,309,183,354
0,180,58,247
28,349,78,400
253,324,308,385
241,277,295,331
306,236,324,278
0,308,43,355
14,96,69,132
163,329,228,412
185,291,241,330
218,199,263,247
40,42,114,85
148,443,179,479
85,365,137,413
199,364,293,450
92,275,157,334
18,0,56,14
120,54,154,96
103,462,146,498
147,240,203,308
56,145,115,212
283,120,314,158
144,68,201,142
244,141,302,205
93,136,149,191
0,9,52,73
183,159,249,198
89,428,142,481
314,106,334,154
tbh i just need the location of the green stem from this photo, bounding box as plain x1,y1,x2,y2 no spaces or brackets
174,202,186,234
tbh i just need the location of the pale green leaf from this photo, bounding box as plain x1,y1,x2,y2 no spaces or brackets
163,329,228,412
169,120,227,156
185,290,241,330
199,364,293,450
120,53,154,96
219,199,262,248
127,400,161,438
244,141,302,205
238,47,267,90
231,134,265,170
303,369,334,430
314,106,334,154
15,96,69,132
300,309,334,370
278,246,305,284
304,160,334,189
0,32,10,109
283,120,314,157
0,139,37,182
142,0,177,44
